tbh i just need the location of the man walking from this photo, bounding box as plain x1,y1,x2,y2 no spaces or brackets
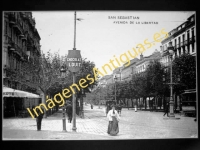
66,101,72,123
163,102,169,117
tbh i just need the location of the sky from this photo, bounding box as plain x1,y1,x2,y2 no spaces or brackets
32,11,195,74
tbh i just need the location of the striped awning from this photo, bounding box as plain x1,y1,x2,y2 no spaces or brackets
3,86,40,98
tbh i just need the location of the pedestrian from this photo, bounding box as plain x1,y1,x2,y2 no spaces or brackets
91,103,93,109
106,103,110,115
66,101,72,123
163,102,169,117
104,104,107,116
107,104,120,136
134,104,137,112
119,100,124,115
36,110,44,131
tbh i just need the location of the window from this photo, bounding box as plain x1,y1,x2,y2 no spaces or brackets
192,43,194,52
187,30,190,40
10,27,12,39
3,48,7,66
192,28,194,39
188,44,190,53
14,57,17,69
182,34,185,42
175,39,177,48
5,21,8,35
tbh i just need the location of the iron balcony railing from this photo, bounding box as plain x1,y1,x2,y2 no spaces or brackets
184,40,188,45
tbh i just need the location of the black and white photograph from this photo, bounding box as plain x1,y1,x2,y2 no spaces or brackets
2,11,197,141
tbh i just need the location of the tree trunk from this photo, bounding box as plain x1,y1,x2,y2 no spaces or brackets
149,96,151,110
123,98,125,107
130,98,132,108
145,97,147,110
80,94,84,118
163,95,165,110
42,91,47,118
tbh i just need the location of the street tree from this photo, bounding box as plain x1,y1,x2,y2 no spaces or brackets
172,54,196,94
36,50,63,117
145,60,165,109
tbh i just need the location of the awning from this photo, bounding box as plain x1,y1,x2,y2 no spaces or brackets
3,86,40,98
181,89,196,95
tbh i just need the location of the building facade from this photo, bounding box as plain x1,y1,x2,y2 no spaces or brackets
3,12,41,93
160,14,196,68
160,13,196,112
3,12,42,117
135,50,161,74
121,58,139,81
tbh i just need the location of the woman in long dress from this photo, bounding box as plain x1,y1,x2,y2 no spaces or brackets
107,104,120,136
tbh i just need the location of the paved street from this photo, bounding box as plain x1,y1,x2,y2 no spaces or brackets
3,104,198,140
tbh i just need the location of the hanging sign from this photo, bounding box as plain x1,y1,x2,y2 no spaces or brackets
66,50,82,72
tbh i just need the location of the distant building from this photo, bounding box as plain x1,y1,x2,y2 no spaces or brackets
121,58,139,81
135,50,161,74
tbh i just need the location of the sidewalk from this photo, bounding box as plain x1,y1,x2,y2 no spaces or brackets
3,104,198,140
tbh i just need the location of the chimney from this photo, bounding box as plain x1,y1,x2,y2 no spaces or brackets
140,53,143,60
160,46,163,51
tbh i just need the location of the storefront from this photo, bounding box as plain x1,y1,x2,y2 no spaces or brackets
3,86,41,118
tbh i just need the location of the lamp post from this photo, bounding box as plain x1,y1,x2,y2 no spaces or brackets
66,11,82,132
60,65,67,131
113,75,117,103
168,41,175,118
98,86,101,109
80,88,85,118
162,41,180,119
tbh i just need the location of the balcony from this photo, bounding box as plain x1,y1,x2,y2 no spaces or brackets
9,13,16,25
20,12,26,18
180,42,184,47
176,44,180,49
184,40,188,46
21,34,27,41
189,36,195,43
9,13,23,35
13,24,23,35
12,44,22,57
7,37,15,51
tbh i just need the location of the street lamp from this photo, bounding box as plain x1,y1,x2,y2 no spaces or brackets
60,65,68,131
80,88,85,118
97,82,106,109
163,41,180,119
168,41,175,118
98,86,101,109
113,74,117,103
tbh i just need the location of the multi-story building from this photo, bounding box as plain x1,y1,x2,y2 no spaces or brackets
160,14,196,69
112,66,123,82
3,12,42,117
121,58,139,81
135,50,161,74
160,13,196,111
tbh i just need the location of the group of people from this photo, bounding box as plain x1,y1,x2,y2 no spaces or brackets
35,101,73,131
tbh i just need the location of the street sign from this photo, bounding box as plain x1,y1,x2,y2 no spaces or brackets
66,50,82,72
